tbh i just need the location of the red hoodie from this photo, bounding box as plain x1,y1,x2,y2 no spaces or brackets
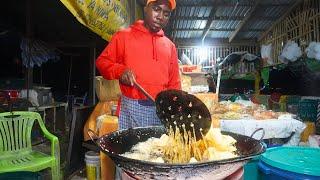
96,20,181,100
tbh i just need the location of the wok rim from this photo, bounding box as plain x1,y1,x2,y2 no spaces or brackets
96,126,266,168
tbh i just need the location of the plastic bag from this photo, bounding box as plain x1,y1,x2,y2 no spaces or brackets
306,42,320,61
261,44,273,65
95,76,121,102
181,53,193,65
279,41,302,63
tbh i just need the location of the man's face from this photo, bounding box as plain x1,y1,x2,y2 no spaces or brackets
144,0,171,33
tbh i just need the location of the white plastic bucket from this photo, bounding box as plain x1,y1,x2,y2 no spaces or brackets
85,151,101,180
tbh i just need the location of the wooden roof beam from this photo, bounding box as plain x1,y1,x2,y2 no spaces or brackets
258,0,304,42
200,6,217,42
228,0,261,43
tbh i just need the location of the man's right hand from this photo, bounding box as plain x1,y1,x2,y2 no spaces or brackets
120,69,135,86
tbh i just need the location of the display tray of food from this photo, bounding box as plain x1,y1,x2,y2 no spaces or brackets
207,100,306,146
191,94,305,146
88,126,265,179
209,100,295,121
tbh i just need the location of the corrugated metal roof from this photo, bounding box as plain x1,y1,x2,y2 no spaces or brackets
260,0,296,5
175,30,203,39
211,20,241,30
178,0,211,5
176,6,212,17
255,6,288,17
238,31,261,39
174,20,207,29
207,31,232,38
245,20,274,30
215,6,251,17
168,0,298,42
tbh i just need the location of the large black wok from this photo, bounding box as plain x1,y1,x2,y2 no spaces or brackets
89,126,265,179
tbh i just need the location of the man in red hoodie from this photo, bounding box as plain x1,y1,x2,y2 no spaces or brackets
96,0,181,130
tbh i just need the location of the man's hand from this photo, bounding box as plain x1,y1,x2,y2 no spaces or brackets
120,69,135,86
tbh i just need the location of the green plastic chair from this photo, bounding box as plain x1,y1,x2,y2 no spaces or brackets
0,111,60,180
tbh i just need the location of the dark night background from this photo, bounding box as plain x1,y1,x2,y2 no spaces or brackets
0,0,107,101
1,0,320,100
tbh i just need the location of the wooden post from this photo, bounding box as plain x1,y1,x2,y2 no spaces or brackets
255,70,261,95
25,0,33,95
89,46,96,105
67,56,73,97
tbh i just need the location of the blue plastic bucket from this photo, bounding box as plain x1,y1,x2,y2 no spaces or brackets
258,147,320,180
244,142,268,180
244,156,260,180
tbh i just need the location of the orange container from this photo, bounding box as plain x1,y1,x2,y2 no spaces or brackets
98,115,118,180
83,101,117,141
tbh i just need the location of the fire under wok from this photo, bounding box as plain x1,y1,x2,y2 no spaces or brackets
89,126,266,179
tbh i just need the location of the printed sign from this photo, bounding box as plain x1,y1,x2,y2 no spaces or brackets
60,0,130,41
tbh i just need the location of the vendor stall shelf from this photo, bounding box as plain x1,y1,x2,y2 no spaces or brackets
28,102,68,134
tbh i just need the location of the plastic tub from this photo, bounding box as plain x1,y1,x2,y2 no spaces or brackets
258,147,320,180
85,151,101,180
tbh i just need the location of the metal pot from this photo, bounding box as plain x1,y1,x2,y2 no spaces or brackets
88,126,265,179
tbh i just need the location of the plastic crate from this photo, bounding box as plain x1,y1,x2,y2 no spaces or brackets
286,95,301,104
298,99,319,122
286,96,301,114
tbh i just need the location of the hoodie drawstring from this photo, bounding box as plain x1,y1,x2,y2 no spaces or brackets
152,36,158,61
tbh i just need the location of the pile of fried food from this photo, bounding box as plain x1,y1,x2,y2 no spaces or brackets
194,93,287,121
210,100,286,120
122,125,238,164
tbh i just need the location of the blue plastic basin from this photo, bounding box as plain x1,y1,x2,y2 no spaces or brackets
258,147,320,180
